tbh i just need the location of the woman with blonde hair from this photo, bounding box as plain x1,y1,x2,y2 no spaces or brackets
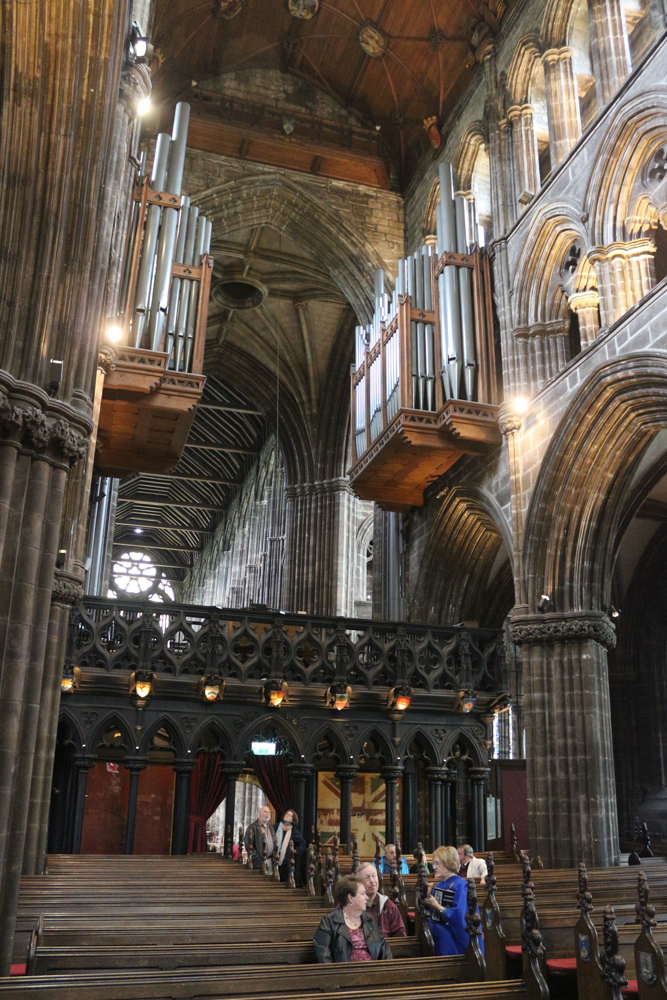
424,845,481,956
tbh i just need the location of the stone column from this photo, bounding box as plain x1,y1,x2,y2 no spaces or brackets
222,761,246,856
543,48,582,167
588,240,656,327
22,579,83,876
71,757,95,854
382,767,402,845
401,767,419,857
512,611,620,867
306,769,318,840
499,410,526,610
172,763,195,856
124,760,146,855
469,767,490,853
569,291,601,350
288,765,314,834
507,105,540,208
442,767,456,846
588,0,632,106
426,768,446,851
335,766,358,852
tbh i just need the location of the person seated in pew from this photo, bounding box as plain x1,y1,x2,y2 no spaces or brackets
358,862,407,937
272,808,306,885
457,844,487,886
314,875,393,963
424,846,484,957
380,843,409,875
244,805,274,872
409,848,432,875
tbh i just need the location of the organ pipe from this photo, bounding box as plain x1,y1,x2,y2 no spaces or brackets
456,196,476,400
120,102,213,375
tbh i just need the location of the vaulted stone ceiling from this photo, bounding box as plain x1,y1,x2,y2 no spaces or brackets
151,0,507,183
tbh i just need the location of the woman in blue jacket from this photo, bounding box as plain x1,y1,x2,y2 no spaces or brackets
424,845,483,956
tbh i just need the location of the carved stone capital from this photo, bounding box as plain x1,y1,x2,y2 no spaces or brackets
98,344,118,375
425,767,448,783
335,766,358,782
119,62,152,118
381,766,404,783
51,573,84,607
511,610,616,649
0,376,91,468
498,410,522,435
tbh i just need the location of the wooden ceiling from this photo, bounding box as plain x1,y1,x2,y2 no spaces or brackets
151,0,506,185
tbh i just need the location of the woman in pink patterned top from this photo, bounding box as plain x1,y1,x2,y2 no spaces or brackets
313,875,392,963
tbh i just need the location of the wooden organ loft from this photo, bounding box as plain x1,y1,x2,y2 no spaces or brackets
96,103,213,477
349,163,501,512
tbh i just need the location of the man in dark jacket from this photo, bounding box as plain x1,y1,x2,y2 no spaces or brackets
244,805,274,871
314,874,392,963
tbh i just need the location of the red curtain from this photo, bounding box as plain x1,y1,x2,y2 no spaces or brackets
187,751,227,853
250,753,293,819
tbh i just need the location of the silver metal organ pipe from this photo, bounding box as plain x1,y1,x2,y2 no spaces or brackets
204,219,212,256
184,214,207,372
422,244,435,411
173,204,199,370
133,133,171,346
165,195,191,364
437,161,462,399
414,250,426,410
456,195,476,400
147,104,191,352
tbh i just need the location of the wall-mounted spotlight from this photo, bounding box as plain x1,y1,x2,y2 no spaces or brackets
387,685,412,712
61,664,81,694
129,21,149,61
325,683,351,711
199,674,225,703
130,669,154,701
537,594,551,614
262,679,287,708
513,396,528,414
456,689,476,714
136,97,152,117
607,605,621,619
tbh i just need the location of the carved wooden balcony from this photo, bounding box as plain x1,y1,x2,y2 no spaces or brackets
349,247,501,513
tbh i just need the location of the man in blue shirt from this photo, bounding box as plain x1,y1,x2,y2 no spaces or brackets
380,842,409,875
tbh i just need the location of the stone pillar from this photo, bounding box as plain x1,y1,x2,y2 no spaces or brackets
543,48,582,167
569,291,601,350
498,117,519,232
222,761,245,856
499,410,526,609
124,760,146,855
512,611,620,867
442,767,456,846
336,766,358,852
588,240,656,327
71,757,95,854
22,579,83,876
382,767,402,845
401,767,419,857
288,765,314,834
469,767,490,853
507,105,540,208
306,769,318,840
172,763,195,856
426,768,446,851
588,0,632,106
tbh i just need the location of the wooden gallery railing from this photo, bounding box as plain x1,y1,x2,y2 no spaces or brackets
349,163,501,512
96,101,213,477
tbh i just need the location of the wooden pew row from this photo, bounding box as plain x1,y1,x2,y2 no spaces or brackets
26,935,421,974
0,977,536,1000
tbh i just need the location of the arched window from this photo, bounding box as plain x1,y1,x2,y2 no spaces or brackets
471,145,492,241
108,551,175,602
529,59,551,183
621,0,654,66
569,0,598,127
